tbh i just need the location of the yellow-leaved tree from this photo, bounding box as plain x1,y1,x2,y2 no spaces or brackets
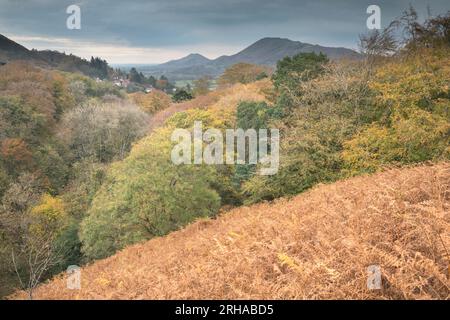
5,194,68,299
130,90,171,114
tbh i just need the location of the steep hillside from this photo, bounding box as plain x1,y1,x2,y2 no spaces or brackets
14,163,449,300
0,34,112,78
0,34,33,61
141,37,361,80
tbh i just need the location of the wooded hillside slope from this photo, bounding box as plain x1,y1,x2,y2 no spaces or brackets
13,163,449,300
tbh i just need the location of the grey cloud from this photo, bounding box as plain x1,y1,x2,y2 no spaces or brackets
0,0,449,59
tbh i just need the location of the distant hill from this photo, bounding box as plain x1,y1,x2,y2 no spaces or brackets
1,35,361,81
0,34,34,61
159,53,212,69
141,37,361,81
13,163,449,299
0,34,112,79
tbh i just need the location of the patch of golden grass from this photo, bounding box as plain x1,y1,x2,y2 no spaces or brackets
13,163,450,299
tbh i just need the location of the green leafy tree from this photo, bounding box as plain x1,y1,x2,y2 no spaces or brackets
234,101,274,185
172,89,193,102
272,52,329,89
272,52,328,111
129,67,144,84
79,128,221,260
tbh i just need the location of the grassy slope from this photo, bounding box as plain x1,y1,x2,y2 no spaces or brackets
13,163,449,299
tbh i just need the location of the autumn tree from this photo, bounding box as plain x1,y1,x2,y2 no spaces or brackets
193,76,211,96
1,138,34,172
156,75,169,90
58,101,149,163
218,63,270,87
0,175,68,299
130,90,171,114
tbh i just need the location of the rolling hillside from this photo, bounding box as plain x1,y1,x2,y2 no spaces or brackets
140,37,361,80
13,163,449,300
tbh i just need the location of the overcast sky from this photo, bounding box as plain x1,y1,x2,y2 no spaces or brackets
1,0,449,64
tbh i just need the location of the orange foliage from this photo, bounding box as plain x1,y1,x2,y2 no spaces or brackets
218,62,272,88
13,163,449,299
129,90,171,114
1,138,33,165
0,61,73,125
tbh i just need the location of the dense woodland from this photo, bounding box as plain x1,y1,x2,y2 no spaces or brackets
0,9,449,298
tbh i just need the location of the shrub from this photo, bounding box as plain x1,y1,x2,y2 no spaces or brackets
243,115,355,203
242,59,371,203
342,109,450,175
342,48,450,175
0,167,10,200
236,101,273,130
